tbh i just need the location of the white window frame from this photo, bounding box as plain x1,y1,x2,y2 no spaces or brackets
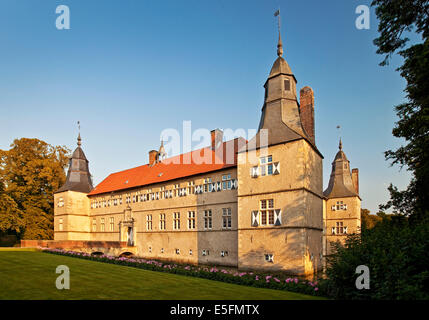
204,210,212,230
222,208,232,229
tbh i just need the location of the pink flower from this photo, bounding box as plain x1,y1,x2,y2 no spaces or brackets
314,287,319,291
294,278,298,284
274,278,280,283
255,276,259,281
266,275,272,280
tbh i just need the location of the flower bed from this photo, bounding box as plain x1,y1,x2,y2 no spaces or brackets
42,248,324,297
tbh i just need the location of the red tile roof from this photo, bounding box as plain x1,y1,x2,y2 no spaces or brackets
88,138,246,196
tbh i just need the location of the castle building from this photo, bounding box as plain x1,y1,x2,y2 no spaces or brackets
323,139,361,255
51,32,361,275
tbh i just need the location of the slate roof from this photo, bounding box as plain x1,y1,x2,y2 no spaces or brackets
56,145,94,194
323,141,359,199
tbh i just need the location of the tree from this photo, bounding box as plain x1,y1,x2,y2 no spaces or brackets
361,208,383,230
323,218,429,299
0,138,69,239
372,0,429,222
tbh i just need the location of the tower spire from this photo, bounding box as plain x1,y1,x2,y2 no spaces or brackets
274,9,283,57
77,121,82,147
339,138,342,151
277,31,283,57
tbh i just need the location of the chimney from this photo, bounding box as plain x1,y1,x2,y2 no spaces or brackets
211,129,223,150
299,86,315,144
148,150,158,166
352,168,359,194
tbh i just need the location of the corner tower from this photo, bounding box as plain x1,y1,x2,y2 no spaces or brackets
323,139,361,255
237,23,324,275
54,133,93,241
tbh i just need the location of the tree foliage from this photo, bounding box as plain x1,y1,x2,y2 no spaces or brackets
0,138,69,239
323,218,429,299
361,208,384,230
372,0,429,221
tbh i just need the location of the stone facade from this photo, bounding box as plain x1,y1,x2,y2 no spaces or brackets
42,33,362,276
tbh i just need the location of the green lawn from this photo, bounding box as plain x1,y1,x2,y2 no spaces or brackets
0,250,322,300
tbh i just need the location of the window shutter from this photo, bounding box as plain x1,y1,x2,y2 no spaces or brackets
217,181,221,191
273,162,280,175
233,179,238,189
274,209,281,226
331,227,336,234
211,183,216,192
251,166,259,178
195,186,200,194
252,211,259,227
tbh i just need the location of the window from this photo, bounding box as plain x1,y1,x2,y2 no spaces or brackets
333,201,347,211
100,218,105,232
252,156,279,177
187,181,195,194
173,212,180,230
284,79,290,91
203,178,212,193
146,214,153,230
204,210,212,230
175,248,180,255
260,199,275,225
220,251,228,257
202,249,209,256
148,246,152,253
222,208,232,229
265,254,274,263
260,156,273,176
188,211,196,229
334,221,347,235
222,174,232,190
189,249,193,255
58,197,64,207
161,248,164,254
92,218,96,232
159,213,166,230
59,218,63,231
109,217,114,231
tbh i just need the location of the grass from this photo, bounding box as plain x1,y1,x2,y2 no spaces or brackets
0,250,324,300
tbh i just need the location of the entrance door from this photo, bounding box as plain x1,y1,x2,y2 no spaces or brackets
127,227,134,246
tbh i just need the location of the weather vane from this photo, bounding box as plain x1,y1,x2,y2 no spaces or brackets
274,8,283,57
336,125,342,150
274,8,281,35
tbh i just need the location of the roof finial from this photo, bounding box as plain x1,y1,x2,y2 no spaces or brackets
274,9,283,57
77,121,82,147
336,125,342,150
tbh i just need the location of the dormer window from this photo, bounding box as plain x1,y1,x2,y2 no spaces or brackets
284,79,290,91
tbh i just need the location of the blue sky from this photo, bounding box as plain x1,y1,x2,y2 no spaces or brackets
0,0,412,214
